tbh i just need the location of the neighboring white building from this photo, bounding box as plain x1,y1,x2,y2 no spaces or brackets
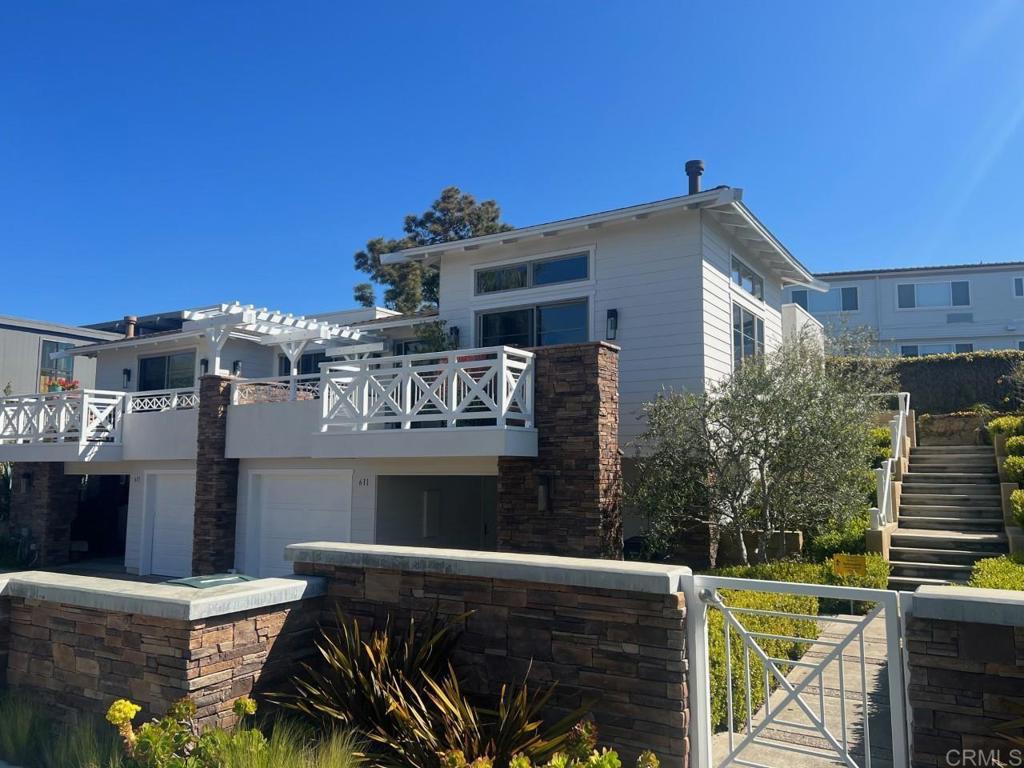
0,314,120,394
0,164,824,575
783,261,1024,356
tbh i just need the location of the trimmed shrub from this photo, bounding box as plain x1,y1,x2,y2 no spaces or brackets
1007,436,1024,456
1005,455,1024,484
868,427,892,468
968,555,1024,590
809,508,870,560
988,415,1024,436
1013,489,1024,528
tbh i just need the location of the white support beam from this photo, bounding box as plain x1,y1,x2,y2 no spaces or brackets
325,342,385,357
256,326,332,346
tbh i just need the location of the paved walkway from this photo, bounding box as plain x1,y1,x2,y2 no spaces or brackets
711,610,896,768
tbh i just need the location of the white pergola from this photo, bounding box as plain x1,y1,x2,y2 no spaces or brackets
182,302,380,379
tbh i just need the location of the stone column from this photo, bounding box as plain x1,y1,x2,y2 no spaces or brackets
496,342,623,559
7,462,81,567
192,375,239,574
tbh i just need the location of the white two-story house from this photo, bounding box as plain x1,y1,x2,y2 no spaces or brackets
0,163,823,576
784,261,1024,355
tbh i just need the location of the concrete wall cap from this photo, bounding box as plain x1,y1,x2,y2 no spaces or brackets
910,585,1024,626
0,572,325,621
286,543,690,594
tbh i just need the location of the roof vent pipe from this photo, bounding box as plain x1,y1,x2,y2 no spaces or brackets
123,315,138,339
685,159,705,195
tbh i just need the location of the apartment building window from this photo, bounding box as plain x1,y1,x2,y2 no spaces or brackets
730,256,764,300
475,252,588,295
39,340,74,391
138,351,195,391
1014,277,1024,297
791,286,858,312
900,343,972,357
897,280,970,309
733,305,764,367
277,350,327,376
478,298,588,348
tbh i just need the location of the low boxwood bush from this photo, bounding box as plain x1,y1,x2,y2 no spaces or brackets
1013,489,1024,528
968,554,1024,590
1007,436,1024,456
868,427,892,468
989,415,1024,436
808,508,870,560
1005,455,1024,484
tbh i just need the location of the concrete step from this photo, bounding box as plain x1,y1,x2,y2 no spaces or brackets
901,483,1001,494
912,446,993,454
908,459,996,470
900,491,1001,503
890,560,974,581
889,546,1002,565
903,472,1000,483
891,530,1008,552
888,574,953,590
899,501,1002,511
898,516,1004,531
899,506,1002,519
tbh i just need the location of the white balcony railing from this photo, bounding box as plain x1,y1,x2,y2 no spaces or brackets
0,390,126,445
320,346,534,431
870,391,911,530
231,374,321,405
125,387,199,413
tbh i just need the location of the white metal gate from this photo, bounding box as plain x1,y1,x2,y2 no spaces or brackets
681,575,910,768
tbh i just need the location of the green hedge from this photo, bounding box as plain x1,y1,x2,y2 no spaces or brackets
968,555,1024,590
1007,436,1024,456
1005,456,1024,484
832,350,1024,414
989,415,1024,436
1013,489,1024,528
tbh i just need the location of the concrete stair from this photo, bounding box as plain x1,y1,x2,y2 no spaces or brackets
888,444,1008,590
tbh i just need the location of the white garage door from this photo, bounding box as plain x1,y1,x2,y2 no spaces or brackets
148,472,195,578
257,471,353,576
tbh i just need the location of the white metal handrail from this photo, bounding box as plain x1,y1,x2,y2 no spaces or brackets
870,391,910,530
0,389,125,445
125,387,199,413
231,374,322,404
320,345,534,432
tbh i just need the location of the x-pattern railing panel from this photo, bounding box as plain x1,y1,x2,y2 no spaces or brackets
0,390,125,444
320,346,534,432
126,388,199,413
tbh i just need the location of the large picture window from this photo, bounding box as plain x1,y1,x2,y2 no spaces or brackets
138,351,196,391
478,299,588,348
730,256,764,300
39,340,74,391
791,286,858,312
475,252,589,295
896,280,970,309
733,305,765,368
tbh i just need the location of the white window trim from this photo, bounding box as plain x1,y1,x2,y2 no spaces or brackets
730,301,766,373
473,296,591,348
894,279,972,311
137,349,198,392
471,245,595,299
1013,277,1024,299
795,285,860,315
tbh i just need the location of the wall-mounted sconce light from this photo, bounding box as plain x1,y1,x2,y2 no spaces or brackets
448,325,460,348
200,358,209,375
537,475,551,512
231,360,242,376
121,368,132,388
19,472,33,494
606,309,619,341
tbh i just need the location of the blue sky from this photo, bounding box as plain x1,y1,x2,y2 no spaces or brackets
2,1,1024,325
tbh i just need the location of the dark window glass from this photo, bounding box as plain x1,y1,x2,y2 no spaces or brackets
951,281,970,307
897,284,915,309
537,300,588,346
139,351,195,391
901,345,919,357
955,343,974,353
731,257,764,300
479,308,533,348
1016,278,1024,297
138,356,168,391
476,264,528,294
533,254,588,286
841,287,859,311
39,340,74,390
732,305,764,367
278,351,327,376
791,290,808,310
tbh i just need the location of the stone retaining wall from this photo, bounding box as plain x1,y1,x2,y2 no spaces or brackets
290,544,689,766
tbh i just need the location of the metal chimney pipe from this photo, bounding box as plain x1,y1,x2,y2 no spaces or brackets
123,315,138,339
685,159,705,195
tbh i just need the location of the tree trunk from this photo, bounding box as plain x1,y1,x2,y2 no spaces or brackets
735,525,749,566
708,522,721,569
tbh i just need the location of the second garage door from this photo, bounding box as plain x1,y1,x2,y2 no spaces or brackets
148,472,196,578
256,471,353,576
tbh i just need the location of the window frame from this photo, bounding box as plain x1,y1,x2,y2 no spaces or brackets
277,350,328,376
137,350,197,392
731,303,765,370
474,249,592,296
38,338,75,391
954,343,974,354
895,280,972,311
730,255,765,301
475,297,590,349
1014,277,1024,298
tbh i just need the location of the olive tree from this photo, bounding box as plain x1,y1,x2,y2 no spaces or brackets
630,336,893,566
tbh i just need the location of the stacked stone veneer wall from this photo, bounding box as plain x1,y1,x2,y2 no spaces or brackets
292,545,688,766
2,587,321,726
192,375,240,575
7,462,81,567
497,342,622,559
907,590,1024,766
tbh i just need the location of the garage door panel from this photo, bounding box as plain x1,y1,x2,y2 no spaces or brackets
149,473,195,578
257,472,353,577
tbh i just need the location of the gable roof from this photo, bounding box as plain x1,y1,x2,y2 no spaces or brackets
380,186,825,289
